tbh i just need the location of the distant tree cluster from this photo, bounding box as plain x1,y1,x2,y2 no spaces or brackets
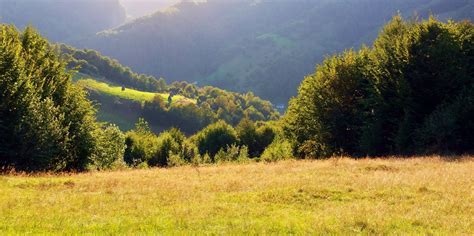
142,83,280,133
60,45,167,92
285,16,474,158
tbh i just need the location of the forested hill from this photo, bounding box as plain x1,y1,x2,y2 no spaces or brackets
74,0,474,104
0,0,126,42
59,45,279,134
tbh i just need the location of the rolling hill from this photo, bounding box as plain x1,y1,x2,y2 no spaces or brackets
74,0,474,103
62,46,279,133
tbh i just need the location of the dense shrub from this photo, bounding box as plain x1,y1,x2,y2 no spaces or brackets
236,119,278,157
179,140,201,164
192,121,239,159
123,119,159,166
214,145,249,163
91,124,126,170
148,129,184,167
260,138,293,162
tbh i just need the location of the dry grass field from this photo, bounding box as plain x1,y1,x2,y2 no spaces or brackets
0,157,473,234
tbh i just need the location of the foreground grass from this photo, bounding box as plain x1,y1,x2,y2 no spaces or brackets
0,157,473,234
76,78,195,104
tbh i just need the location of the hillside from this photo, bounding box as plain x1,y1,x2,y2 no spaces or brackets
62,46,279,133
1,158,473,234
0,0,126,42
75,0,474,103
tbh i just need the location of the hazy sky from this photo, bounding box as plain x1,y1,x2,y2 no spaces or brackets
120,0,178,18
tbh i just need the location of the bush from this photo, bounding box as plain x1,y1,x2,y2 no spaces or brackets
180,140,200,163
124,119,159,166
148,130,182,167
214,144,249,163
255,123,278,157
236,119,258,156
193,121,238,159
168,153,186,167
260,138,293,162
91,124,126,170
236,119,278,158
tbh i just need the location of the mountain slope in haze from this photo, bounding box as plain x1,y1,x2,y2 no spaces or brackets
120,0,178,18
75,0,474,104
0,0,126,42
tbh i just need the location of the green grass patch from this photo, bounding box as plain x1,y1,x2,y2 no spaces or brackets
76,79,195,104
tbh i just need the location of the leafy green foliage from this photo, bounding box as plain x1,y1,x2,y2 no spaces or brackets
59,45,278,134
91,124,126,170
285,16,474,158
260,138,293,162
148,128,185,167
192,121,239,159
214,144,249,164
123,119,159,166
0,25,117,171
142,85,279,134
236,119,278,157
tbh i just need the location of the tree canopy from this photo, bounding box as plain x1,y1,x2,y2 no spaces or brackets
285,16,474,158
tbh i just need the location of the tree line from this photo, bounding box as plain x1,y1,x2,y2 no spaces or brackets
60,45,168,92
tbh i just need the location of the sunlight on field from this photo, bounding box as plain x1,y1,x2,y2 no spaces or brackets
0,157,472,234
77,79,195,104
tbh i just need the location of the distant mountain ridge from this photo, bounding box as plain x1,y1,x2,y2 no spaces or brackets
74,0,473,103
0,0,127,42
120,0,178,18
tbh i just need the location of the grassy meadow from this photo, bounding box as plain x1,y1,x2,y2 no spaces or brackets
76,78,195,104
0,157,473,234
